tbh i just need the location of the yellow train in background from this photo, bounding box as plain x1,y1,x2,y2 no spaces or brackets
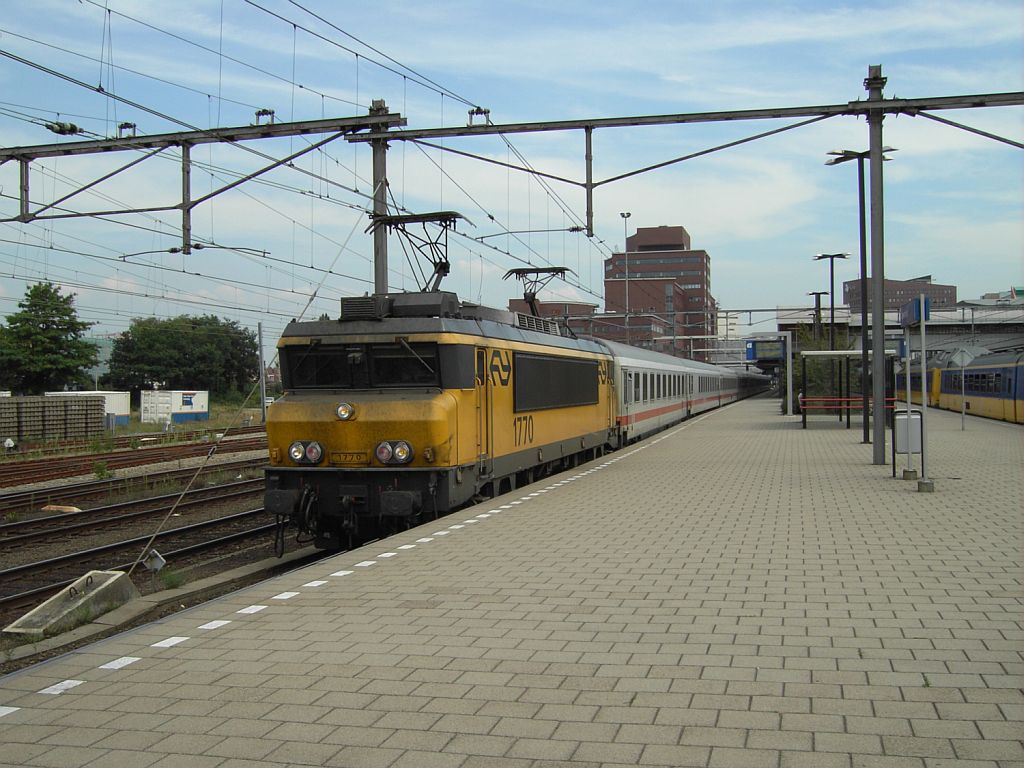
898,351,1024,423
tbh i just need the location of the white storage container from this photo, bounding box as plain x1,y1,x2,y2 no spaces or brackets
46,390,131,426
141,390,210,424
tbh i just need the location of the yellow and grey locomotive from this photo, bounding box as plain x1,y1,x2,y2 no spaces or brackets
265,291,617,549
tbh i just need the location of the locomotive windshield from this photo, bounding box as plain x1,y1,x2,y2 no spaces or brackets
283,341,441,389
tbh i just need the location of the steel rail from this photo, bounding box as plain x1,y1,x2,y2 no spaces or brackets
0,480,264,545
0,458,264,514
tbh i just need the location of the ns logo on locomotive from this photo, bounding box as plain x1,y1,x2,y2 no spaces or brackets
265,290,768,551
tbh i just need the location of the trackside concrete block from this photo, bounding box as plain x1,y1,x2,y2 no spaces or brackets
2,570,140,640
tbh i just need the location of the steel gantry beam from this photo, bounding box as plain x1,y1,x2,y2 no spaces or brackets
0,111,406,254
348,88,1023,240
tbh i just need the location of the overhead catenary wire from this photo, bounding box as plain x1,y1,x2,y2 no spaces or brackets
1,5,609,314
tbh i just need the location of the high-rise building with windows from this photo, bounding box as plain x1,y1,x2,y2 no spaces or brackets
603,225,717,359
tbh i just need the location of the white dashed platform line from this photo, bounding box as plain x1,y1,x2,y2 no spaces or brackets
354,560,376,567
272,591,300,599
99,657,140,670
398,544,416,549
151,637,189,648
330,570,353,577
38,680,84,695
198,620,231,630
416,537,434,543
0,706,18,718
433,530,450,536
302,580,328,588
237,605,268,614
448,524,464,529
377,552,398,558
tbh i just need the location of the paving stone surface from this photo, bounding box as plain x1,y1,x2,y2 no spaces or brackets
1,398,1021,767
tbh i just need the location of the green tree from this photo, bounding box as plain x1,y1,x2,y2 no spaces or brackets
105,315,259,397
0,282,98,394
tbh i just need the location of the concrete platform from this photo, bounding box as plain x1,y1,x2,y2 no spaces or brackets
0,397,1021,767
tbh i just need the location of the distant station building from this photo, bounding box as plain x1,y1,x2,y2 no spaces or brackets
775,283,1023,359
843,274,957,312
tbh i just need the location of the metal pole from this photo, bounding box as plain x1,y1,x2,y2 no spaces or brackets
829,257,836,410
904,326,912,474
857,156,870,444
181,143,192,254
258,321,267,424
18,158,29,222
801,354,807,429
784,330,793,419
919,294,929,484
846,357,851,429
829,257,836,352
961,361,966,430
371,102,389,295
620,211,631,345
585,127,594,237
867,65,888,464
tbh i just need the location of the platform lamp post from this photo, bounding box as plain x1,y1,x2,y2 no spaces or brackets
826,147,896,444
620,211,631,345
814,253,849,418
814,253,849,351
808,291,828,342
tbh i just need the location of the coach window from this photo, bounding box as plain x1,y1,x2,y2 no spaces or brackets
633,371,641,403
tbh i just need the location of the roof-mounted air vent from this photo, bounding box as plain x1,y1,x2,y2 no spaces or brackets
515,313,561,336
340,295,392,320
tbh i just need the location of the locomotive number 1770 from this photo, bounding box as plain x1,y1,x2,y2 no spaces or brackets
512,415,534,446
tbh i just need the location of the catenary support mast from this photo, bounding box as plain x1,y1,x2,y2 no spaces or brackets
867,65,888,464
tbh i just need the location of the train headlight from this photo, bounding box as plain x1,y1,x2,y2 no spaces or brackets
375,441,393,463
288,440,324,464
336,402,355,420
375,440,413,464
392,441,413,463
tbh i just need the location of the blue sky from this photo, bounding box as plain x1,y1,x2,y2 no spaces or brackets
0,0,1021,352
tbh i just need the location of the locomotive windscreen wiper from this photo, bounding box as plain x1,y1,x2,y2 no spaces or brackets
398,337,434,374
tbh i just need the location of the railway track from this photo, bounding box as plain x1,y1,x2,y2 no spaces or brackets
0,435,267,488
0,508,276,626
0,478,264,545
0,458,265,518
12,424,267,457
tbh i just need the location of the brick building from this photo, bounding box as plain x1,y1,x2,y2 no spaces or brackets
602,225,717,359
843,274,957,312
